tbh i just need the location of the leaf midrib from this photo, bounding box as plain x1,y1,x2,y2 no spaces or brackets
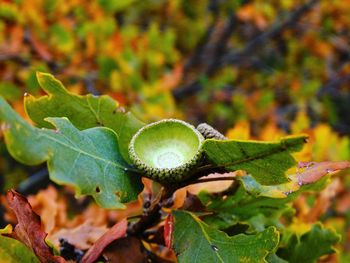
206,139,303,169
40,131,126,170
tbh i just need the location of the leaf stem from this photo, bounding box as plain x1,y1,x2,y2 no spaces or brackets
188,176,236,185
127,185,176,236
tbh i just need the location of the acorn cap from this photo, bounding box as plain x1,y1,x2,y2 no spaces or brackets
129,119,204,183
197,123,227,140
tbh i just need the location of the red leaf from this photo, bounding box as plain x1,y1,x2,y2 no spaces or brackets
6,190,66,263
298,161,350,185
164,214,174,249
81,219,128,263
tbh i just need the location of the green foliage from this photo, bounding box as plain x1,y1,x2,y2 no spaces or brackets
0,97,143,209
278,224,340,263
171,210,279,263
198,175,332,233
0,0,349,261
0,69,348,261
202,135,307,185
198,186,292,232
0,235,40,263
25,72,144,163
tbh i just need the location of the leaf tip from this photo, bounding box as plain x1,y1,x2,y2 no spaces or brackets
36,71,51,79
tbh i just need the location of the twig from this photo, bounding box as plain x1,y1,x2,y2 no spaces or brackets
83,73,101,96
317,73,350,98
183,0,220,74
17,167,50,195
188,176,236,185
222,0,319,66
206,0,252,74
127,186,176,236
173,0,319,100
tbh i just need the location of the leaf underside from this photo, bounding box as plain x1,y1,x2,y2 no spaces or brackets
24,72,144,163
0,97,143,209
202,136,308,185
172,210,279,263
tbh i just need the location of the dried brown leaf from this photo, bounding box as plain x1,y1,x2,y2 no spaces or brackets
49,221,108,250
6,190,66,263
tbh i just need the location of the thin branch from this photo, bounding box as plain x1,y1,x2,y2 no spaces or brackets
183,0,220,74
206,0,252,74
127,186,176,236
188,176,236,185
173,0,319,100
317,73,350,98
222,0,319,66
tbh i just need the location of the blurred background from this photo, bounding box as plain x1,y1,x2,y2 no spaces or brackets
0,0,350,260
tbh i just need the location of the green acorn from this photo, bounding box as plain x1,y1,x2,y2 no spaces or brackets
128,119,204,183
197,123,227,140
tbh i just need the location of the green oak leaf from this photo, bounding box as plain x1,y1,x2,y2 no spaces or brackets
0,97,142,209
172,210,279,263
202,135,307,185
198,174,333,233
278,223,340,263
198,187,292,232
0,235,40,263
24,72,144,163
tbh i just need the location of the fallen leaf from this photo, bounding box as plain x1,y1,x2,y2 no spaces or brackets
6,190,66,263
81,219,127,263
102,237,148,263
49,220,108,250
28,186,63,234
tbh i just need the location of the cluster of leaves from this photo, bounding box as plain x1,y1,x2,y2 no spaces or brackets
0,0,350,130
0,0,350,262
0,73,349,262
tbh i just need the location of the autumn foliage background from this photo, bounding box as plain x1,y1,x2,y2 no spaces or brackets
0,0,350,261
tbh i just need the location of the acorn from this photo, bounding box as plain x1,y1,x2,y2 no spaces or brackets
196,123,227,140
128,119,204,183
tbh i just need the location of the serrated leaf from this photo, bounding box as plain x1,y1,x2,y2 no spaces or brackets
171,210,279,263
202,135,308,185
24,72,144,163
278,223,340,263
0,97,143,209
0,235,40,263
